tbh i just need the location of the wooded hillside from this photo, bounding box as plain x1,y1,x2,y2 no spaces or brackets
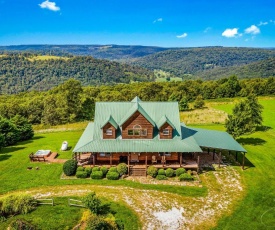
132,47,275,78
0,53,153,94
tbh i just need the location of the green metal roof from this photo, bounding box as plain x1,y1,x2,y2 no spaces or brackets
73,123,202,153
183,125,247,152
131,96,142,103
100,115,118,129
73,98,246,154
157,115,176,129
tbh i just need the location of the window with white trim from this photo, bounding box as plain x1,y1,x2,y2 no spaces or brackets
106,129,113,135
163,129,170,135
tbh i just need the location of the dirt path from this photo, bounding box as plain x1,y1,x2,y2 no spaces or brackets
21,167,244,230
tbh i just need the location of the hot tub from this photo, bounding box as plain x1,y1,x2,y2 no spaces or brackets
34,150,51,157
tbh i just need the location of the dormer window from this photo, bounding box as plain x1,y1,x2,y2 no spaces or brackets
128,124,147,137
106,129,113,136
163,129,170,135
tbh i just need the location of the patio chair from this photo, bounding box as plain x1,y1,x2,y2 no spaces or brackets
152,155,157,164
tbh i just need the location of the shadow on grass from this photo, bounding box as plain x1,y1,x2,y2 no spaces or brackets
256,125,272,132
237,137,266,146
21,136,45,144
0,154,11,162
0,146,26,154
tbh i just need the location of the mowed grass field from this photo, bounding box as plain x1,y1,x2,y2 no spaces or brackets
0,96,274,229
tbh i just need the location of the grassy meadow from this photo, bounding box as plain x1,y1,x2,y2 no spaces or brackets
0,96,274,229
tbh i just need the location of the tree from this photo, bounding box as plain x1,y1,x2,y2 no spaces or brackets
11,115,34,141
0,116,19,146
225,94,263,138
193,95,205,109
179,97,189,111
82,192,101,214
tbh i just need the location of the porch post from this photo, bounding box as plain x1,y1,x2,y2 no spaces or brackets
145,155,148,176
197,155,200,173
218,151,221,168
93,153,95,167
180,153,182,167
110,153,112,166
242,152,245,170
213,149,215,160
78,153,81,161
127,153,130,176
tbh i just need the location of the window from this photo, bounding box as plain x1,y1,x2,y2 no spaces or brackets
99,152,111,157
133,124,141,129
140,129,147,136
106,129,113,135
163,129,170,135
128,127,147,136
164,152,171,156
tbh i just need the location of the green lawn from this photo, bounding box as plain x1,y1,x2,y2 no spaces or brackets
210,98,275,229
1,97,275,229
0,197,140,230
0,131,206,197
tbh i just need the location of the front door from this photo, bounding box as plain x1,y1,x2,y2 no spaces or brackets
131,153,139,162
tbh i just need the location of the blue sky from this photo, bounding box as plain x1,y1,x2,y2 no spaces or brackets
0,0,274,47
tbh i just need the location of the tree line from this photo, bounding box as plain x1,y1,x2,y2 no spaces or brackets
0,76,274,126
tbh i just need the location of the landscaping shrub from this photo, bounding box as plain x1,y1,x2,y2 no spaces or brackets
156,175,167,180
100,166,108,175
158,169,166,175
63,159,77,176
76,171,88,178
175,168,186,177
147,166,158,178
91,171,103,179
179,173,194,181
92,166,100,173
85,167,92,176
187,170,192,175
0,194,37,216
9,219,35,230
82,192,101,214
117,163,128,175
77,166,84,171
86,215,118,230
165,168,175,177
109,166,118,173
106,172,120,180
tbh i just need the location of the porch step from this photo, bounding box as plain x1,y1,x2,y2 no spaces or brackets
129,167,146,176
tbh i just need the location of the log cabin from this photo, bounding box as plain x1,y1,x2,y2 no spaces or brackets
73,97,247,174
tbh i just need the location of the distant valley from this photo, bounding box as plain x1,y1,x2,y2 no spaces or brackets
0,45,275,93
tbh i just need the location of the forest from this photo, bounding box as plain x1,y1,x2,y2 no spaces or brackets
0,53,153,94
0,76,274,126
131,47,275,78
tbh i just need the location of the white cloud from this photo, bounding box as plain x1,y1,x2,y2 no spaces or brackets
245,25,260,35
153,18,163,23
176,33,188,38
222,28,239,38
204,27,211,33
39,0,60,11
258,21,268,26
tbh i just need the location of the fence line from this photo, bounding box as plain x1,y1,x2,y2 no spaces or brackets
37,198,54,206
68,198,86,207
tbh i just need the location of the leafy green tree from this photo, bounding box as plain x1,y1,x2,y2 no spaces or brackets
0,116,19,146
225,94,263,138
179,97,189,111
193,95,205,109
11,115,34,141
